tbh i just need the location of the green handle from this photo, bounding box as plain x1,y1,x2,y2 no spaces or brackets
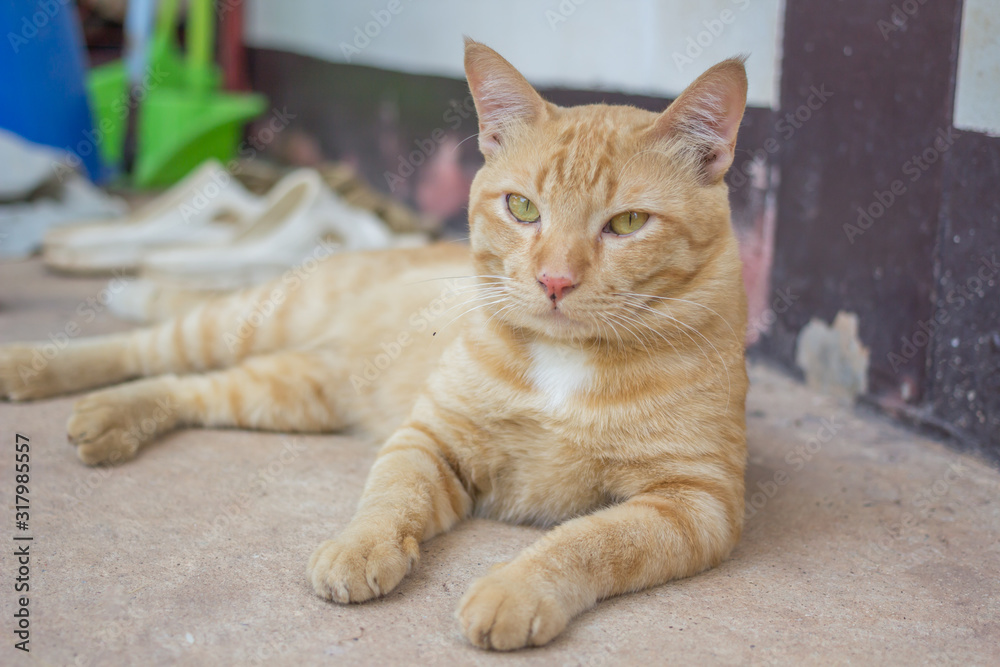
152,0,178,54
186,0,215,92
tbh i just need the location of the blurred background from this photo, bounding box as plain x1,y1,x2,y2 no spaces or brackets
0,0,997,460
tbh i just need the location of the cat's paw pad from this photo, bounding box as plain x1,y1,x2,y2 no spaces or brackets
0,345,58,401
457,568,568,650
308,531,419,603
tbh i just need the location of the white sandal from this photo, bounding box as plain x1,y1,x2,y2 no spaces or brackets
43,159,263,274
136,169,397,290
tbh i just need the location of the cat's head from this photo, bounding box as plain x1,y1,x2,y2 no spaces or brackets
463,39,748,348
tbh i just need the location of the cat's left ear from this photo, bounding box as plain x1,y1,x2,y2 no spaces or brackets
464,37,547,157
650,56,748,184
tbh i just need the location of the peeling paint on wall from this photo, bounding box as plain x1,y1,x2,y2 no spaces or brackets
795,311,870,401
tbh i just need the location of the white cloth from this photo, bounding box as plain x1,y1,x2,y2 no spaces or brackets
0,128,126,258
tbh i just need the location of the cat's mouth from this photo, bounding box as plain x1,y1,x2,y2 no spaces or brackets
533,304,585,330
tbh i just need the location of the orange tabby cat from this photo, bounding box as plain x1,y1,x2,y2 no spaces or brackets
0,40,749,650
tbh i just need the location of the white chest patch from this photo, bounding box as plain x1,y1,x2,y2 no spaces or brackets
527,342,593,411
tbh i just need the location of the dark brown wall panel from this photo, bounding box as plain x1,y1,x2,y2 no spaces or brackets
929,131,1000,459
764,0,963,403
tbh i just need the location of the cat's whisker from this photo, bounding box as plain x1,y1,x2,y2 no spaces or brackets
625,313,665,357
447,284,508,297
405,274,515,287
617,291,741,346
589,303,626,351
436,289,507,319
592,314,613,348
483,302,518,331
436,296,510,334
449,132,480,154
617,293,739,409
615,305,682,359
439,285,504,299
586,321,604,352
624,298,732,411
622,297,715,357
475,275,517,283
598,313,628,354
436,283,510,302
600,323,620,354
437,300,507,332
608,312,651,356
629,319,730,418
457,283,507,293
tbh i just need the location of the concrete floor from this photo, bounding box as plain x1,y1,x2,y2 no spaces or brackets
1,258,998,666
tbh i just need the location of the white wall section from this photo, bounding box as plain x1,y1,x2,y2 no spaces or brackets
953,0,1000,137
244,0,785,108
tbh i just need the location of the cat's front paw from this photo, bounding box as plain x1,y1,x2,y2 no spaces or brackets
457,566,569,651
308,530,420,603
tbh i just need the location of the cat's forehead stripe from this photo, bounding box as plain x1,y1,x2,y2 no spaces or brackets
535,117,625,207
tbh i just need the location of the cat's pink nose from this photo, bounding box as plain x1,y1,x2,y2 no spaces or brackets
537,273,577,303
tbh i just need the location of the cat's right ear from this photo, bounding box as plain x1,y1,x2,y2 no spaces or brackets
464,38,546,157
649,56,748,184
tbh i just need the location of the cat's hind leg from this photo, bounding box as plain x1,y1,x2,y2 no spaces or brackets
66,349,355,465
0,279,319,401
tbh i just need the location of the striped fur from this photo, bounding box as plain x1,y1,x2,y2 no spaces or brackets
0,42,750,650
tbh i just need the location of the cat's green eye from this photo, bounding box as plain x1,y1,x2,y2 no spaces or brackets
606,211,649,236
507,194,540,223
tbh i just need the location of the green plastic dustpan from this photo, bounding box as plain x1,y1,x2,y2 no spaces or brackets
133,88,266,187
133,0,265,187
88,0,264,186
86,0,196,168
87,60,128,167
